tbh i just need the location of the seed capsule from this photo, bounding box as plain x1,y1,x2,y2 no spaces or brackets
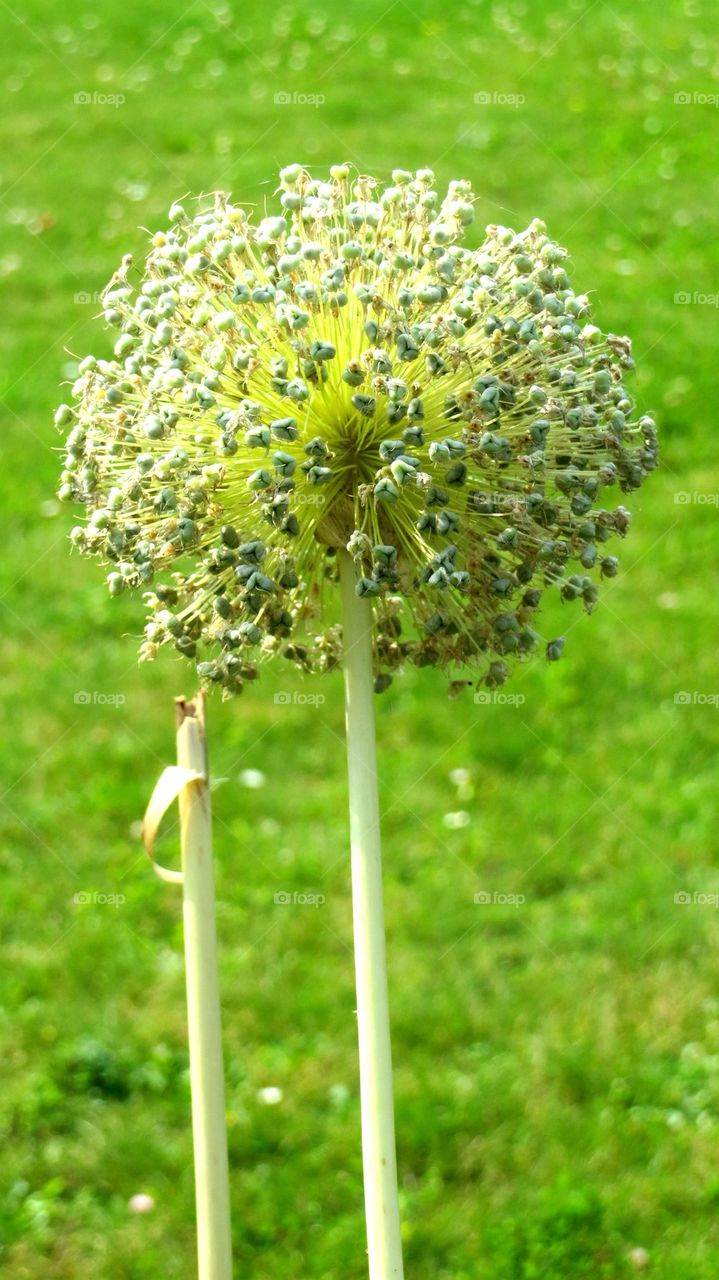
270,417,299,442
352,394,376,417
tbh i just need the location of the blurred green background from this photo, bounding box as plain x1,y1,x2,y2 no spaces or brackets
1,0,717,1275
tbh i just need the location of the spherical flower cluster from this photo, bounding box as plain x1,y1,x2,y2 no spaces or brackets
56,165,657,695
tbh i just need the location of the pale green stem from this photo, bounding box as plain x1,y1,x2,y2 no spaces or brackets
339,552,405,1280
177,694,233,1280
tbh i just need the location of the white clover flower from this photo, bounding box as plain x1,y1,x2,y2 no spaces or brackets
56,165,657,696
128,1193,155,1214
256,1085,283,1105
238,767,266,789
442,810,471,830
449,767,471,788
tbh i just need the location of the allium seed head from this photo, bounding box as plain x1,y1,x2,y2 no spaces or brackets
56,166,657,695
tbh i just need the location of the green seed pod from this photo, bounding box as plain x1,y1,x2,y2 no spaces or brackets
425,612,446,636
352,394,376,417
417,285,445,305
397,333,420,361
379,440,405,462
416,511,437,533
373,544,397,566
342,364,364,387
403,425,425,447
429,441,450,464
280,163,304,187
245,425,271,449
239,540,266,564
310,339,336,362
387,378,408,403
285,379,309,402
546,637,565,662
426,485,449,509
374,478,399,505
220,525,239,548
270,417,299,442
246,571,274,593
55,404,74,428
273,450,296,477
390,457,418,487
304,436,328,459
238,621,263,644
437,511,460,535
281,513,300,537
485,660,509,688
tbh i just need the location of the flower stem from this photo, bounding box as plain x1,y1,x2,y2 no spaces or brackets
339,551,405,1280
176,694,233,1280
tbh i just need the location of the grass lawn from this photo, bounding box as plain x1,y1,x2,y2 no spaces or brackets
1,0,718,1274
